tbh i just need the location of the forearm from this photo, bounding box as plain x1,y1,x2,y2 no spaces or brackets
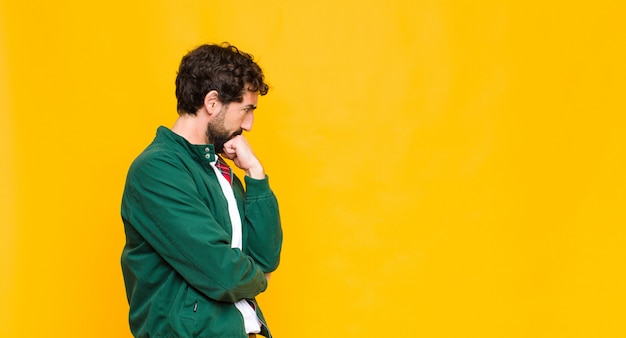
243,176,283,272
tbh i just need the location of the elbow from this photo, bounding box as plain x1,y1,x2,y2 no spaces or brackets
207,269,268,303
256,250,282,273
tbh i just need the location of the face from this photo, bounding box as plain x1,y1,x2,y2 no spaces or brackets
206,89,258,153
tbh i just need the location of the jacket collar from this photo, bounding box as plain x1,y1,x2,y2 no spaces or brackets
155,126,217,165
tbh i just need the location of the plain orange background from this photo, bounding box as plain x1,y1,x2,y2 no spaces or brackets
2,1,625,337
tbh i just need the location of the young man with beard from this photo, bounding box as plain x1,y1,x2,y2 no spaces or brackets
121,43,283,338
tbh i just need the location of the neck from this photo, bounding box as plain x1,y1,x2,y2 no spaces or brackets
171,110,209,145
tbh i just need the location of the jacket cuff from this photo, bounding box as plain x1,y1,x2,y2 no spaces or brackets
244,175,272,197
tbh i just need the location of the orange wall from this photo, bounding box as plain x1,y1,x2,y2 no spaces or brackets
2,1,625,337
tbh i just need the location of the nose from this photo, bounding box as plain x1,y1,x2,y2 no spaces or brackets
241,112,254,132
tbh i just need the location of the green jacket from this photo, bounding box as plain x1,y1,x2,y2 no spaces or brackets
121,127,282,337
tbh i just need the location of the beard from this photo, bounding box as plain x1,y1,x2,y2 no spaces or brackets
206,108,243,153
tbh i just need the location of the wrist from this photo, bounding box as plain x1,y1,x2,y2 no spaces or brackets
245,163,265,179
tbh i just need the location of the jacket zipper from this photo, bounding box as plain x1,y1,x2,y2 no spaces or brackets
250,300,271,338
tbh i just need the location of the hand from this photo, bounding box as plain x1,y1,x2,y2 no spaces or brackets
221,135,265,179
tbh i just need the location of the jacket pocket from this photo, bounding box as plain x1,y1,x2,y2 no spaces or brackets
180,285,199,321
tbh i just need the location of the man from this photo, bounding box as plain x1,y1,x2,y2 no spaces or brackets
121,43,283,338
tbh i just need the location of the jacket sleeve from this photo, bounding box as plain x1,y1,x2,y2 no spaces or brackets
236,175,283,273
122,152,267,303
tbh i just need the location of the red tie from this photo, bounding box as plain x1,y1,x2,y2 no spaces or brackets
215,156,232,185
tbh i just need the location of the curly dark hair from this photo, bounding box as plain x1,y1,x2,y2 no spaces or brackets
175,43,269,115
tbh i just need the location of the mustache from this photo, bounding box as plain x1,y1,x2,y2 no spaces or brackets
228,129,243,140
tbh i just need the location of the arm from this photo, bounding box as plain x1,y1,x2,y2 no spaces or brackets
241,176,282,273
123,152,267,303
223,135,283,273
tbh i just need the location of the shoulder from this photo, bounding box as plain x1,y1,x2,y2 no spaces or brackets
127,142,193,182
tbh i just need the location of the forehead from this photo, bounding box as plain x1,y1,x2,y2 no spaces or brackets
240,89,259,105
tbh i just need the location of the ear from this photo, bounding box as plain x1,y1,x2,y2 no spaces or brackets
203,90,220,115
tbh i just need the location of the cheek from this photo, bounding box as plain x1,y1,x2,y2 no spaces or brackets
226,113,246,128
